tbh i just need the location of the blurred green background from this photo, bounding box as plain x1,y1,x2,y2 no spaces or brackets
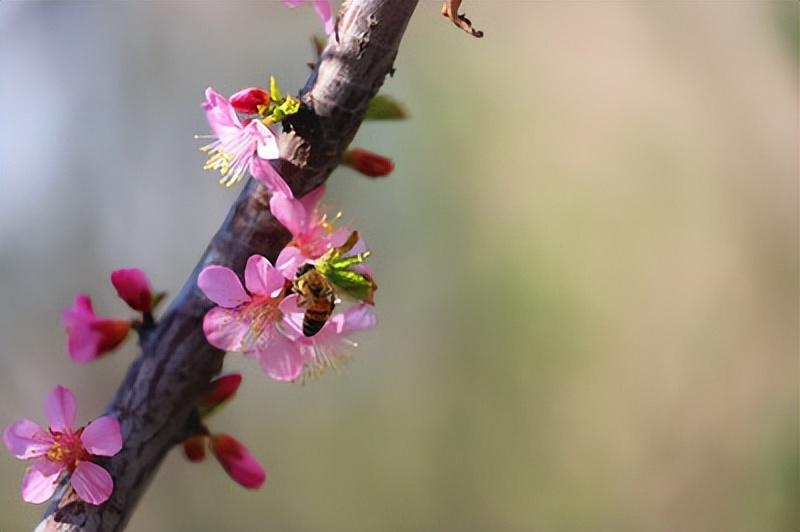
0,1,797,531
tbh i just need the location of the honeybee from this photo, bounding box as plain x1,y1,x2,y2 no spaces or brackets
293,263,337,337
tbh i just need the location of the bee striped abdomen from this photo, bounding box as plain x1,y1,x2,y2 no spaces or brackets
303,307,331,337
294,265,336,337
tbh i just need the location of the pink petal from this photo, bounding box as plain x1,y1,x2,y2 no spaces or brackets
201,87,226,112
198,266,251,308
70,461,113,505
211,434,266,489
250,157,291,197
44,385,77,433
277,294,307,341
350,235,368,256
67,325,103,363
313,0,335,34
203,87,241,132
21,460,63,504
255,329,307,381
81,417,122,457
62,294,95,327
253,121,280,160
203,306,252,352
352,263,376,280
298,185,325,214
270,193,307,236
338,304,377,335
275,246,306,280
4,419,51,459
110,268,152,313
244,255,286,298
329,228,350,248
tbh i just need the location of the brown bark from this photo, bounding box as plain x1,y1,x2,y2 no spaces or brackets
34,1,418,530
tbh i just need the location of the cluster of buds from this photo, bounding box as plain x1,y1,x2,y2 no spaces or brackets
182,374,266,489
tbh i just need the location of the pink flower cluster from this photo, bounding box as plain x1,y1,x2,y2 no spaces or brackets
198,187,376,381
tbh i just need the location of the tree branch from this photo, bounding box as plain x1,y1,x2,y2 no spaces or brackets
34,1,418,530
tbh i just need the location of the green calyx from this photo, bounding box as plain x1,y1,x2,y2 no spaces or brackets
261,76,301,125
316,231,377,305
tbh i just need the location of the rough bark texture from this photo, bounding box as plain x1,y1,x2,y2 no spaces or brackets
34,1,418,530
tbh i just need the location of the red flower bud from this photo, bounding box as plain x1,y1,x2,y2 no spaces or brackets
92,319,132,354
110,268,153,313
183,435,207,462
229,87,271,115
198,373,242,418
343,148,394,177
211,434,266,489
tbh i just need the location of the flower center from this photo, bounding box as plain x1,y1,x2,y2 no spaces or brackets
292,211,341,259
46,430,88,472
239,295,284,351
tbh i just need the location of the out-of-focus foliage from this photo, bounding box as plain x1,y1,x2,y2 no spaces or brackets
364,95,409,121
0,2,797,531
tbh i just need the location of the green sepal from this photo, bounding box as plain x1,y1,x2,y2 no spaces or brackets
329,252,370,271
269,76,283,103
364,94,408,121
325,268,377,305
271,95,301,122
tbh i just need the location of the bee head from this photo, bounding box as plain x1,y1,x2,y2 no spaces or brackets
296,263,315,278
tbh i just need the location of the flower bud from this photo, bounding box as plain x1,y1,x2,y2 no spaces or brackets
211,434,266,489
229,87,271,115
110,268,153,313
342,148,394,177
198,373,242,418
182,435,207,462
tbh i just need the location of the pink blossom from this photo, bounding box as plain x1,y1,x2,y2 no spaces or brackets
271,186,353,278
200,87,283,189
211,434,266,489
3,385,122,505
63,295,130,363
280,295,377,378
283,0,335,35
198,256,307,381
110,268,153,313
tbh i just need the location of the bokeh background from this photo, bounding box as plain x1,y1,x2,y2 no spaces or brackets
0,1,797,531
